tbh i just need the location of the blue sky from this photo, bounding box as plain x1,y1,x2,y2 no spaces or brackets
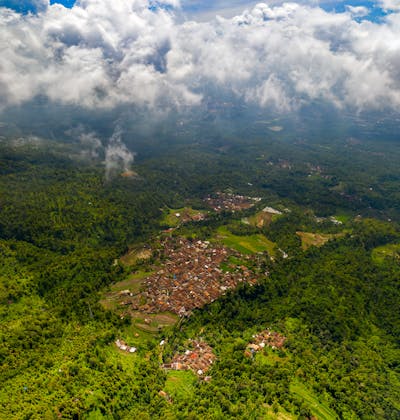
2,0,390,20
50,0,75,6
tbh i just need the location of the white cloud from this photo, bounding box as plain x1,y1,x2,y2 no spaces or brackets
105,125,135,180
1,0,400,113
345,5,370,17
246,75,292,111
378,0,400,11
78,130,103,159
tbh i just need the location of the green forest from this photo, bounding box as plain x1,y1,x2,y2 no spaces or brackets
0,133,399,419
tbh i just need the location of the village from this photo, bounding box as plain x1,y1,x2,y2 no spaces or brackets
161,328,286,380
204,192,261,212
162,339,216,379
119,236,258,317
245,329,286,358
174,209,206,224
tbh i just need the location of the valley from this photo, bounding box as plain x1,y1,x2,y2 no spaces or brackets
0,136,399,419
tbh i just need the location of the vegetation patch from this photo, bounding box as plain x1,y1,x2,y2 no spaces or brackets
216,226,276,255
290,380,338,420
254,350,287,367
219,255,248,272
164,370,197,400
333,213,352,224
296,231,339,250
262,406,295,420
112,271,152,293
162,207,206,227
132,311,179,333
248,210,281,228
372,243,400,264
120,247,152,266
99,270,151,311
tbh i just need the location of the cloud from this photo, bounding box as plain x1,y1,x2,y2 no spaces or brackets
105,125,135,180
0,0,198,110
345,5,370,17
1,0,400,114
65,124,135,176
378,0,400,11
74,129,104,160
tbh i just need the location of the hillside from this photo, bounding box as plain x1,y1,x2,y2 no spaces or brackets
0,138,399,419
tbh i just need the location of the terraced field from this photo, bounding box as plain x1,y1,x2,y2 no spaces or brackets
290,381,338,420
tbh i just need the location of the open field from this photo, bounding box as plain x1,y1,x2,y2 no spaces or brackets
372,243,400,264
120,247,152,266
113,312,178,350
162,207,206,227
254,350,288,367
296,231,341,250
112,271,152,293
216,226,276,255
247,210,281,228
132,311,178,333
99,270,152,311
164,370,197,400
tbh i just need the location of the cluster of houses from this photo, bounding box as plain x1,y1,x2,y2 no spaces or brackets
267,159,292,170
127,237,257,316
245,329,286,357
204,192,261,213
115,339,137,353
162,339,215,378
174,209,206,224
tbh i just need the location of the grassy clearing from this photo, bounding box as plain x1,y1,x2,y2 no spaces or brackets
254,350,287,365
120,247,152,266
162,207,206,228
112,271,152,293
247,211,279,228
122,322,156,344
164,370,197,400
132,311,178,333
99,270,151,311
372,243,400,264
216,226,276,256
290,380,338,420
296,232,340,250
